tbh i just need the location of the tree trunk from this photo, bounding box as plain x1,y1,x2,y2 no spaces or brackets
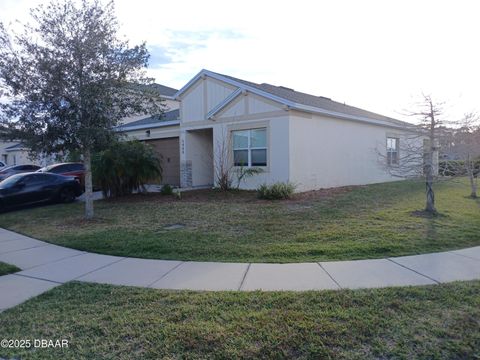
83,148,94,219
425,177,436,213
467,155,478,198
470,175,478,198
424,146,436,214
424,106,437,214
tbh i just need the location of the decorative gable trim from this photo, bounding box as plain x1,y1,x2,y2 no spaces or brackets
206,88,242,120
175,69,295,109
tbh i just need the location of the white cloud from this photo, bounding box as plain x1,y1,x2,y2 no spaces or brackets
2,0,479,123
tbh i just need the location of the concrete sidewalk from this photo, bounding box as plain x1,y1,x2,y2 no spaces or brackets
1,227,479,311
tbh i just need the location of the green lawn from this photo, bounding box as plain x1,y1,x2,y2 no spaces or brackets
0,261,20,276
0,281,478,359
0,178,478,262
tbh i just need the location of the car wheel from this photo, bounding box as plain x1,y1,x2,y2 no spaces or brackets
58,187,75,203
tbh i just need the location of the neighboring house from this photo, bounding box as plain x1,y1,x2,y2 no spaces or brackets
119,69,421,191
0,141,58,167
0,142,33,166
0,83,178,169
120,83,180,125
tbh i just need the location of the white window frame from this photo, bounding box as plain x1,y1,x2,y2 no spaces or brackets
386,137,399,165
232,128,267,167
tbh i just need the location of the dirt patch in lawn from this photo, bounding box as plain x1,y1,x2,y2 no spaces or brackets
287,186,355,203
103,189,258,204
63,217,112,226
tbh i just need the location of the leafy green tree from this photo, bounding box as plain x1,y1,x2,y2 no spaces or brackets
92,140,162,198
0,0,162,218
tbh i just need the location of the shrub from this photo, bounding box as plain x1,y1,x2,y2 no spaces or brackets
93,140,162,198
257,182,296,200
439,160,480,176
161,184,173,195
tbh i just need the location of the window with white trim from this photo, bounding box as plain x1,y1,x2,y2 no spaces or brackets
386,137,399,165
232,128,267,167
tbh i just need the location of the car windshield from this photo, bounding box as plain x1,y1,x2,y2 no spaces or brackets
0,174,24,188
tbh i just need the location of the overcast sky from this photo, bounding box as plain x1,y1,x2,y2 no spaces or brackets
1,0,479,123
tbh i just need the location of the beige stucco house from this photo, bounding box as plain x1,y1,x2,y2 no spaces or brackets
0,141,40,167
120,69,419,191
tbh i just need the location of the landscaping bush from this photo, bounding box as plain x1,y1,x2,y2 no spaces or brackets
257,182,296,200
93,140,162,198
439,159,480,176
160,184,173,195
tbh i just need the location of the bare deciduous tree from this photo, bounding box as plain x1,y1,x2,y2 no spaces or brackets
418,95,443,213
214,126,233,191
213,126,262,191
446,113,480,198
378,94,443,214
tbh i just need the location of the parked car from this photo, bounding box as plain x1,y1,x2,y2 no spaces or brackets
0,161,6,169
0,172,83,210
0,164,41,181
37,163,85,187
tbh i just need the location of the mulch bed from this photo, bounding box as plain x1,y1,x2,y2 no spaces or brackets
102,185,356,205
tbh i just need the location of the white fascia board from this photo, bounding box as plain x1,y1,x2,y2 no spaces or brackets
173,69,208,99
116,120,180,132
206,88,243,119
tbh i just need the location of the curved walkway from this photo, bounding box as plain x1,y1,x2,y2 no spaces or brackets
0,227,479,311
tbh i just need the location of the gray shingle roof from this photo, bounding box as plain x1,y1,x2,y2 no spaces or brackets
210,71,409,126
148,83,178,97
129,83,178,97
120,109,180,129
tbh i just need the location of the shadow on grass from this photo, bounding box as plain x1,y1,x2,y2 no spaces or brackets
410,209,448,241
0,201,62,214
410,210,447,219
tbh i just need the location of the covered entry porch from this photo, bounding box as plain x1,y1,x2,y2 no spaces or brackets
180,128,214,188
